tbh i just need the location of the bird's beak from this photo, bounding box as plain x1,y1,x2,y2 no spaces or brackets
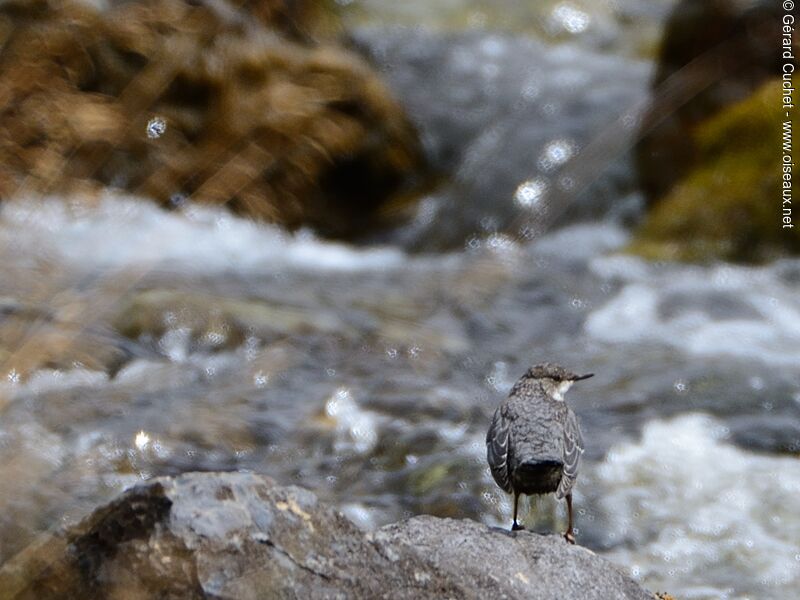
573,373,594,381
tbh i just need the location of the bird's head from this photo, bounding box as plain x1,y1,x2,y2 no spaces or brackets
523,362,593,401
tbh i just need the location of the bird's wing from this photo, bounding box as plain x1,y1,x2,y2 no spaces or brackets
486,406,513,493
556,407,584,499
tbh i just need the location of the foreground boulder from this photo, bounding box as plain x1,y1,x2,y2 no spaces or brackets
0,0,422,238
0,472,653,599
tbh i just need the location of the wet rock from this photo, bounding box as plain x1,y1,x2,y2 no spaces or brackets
630,80,800,262
0,297,138,382
113,288,354,353
635,0,784,203
0,472,653,600
0,0,422,238
352,28,650,249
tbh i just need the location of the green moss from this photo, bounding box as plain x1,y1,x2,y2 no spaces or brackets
630,80,800,263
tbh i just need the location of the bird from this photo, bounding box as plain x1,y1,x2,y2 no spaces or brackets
486,362,592,543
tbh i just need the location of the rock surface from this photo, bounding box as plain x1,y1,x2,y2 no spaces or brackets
635,0,784,204
0,0,422,238
0,472,653,600
352,28,650,249
630,79,800,262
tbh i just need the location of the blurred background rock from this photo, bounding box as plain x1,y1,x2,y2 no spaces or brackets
0,0,422,238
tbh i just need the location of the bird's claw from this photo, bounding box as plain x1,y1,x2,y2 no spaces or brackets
563,531,576,544
511,523,525,531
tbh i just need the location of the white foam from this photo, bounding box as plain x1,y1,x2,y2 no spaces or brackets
325,387,379,455
597,414,800,599
0,368,109,401
0,194,405,273
586,255,800,365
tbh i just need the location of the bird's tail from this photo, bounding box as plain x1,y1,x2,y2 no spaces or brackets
516,458,563,476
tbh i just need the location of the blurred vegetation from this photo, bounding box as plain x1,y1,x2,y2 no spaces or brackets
630,80,799,263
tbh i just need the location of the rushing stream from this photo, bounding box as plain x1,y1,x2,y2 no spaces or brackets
1,197,798,599
1,2,799,599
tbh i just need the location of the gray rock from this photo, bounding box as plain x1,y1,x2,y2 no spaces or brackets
0,472,654,600
351,28,651,249
374,517,653,600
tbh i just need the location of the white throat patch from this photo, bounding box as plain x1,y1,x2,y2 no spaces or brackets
547,380,573,401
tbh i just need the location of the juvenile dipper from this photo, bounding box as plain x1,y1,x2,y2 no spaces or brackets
486,362,592,543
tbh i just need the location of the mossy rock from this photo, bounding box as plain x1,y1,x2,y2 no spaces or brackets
635,0,783,202
630,80,800,263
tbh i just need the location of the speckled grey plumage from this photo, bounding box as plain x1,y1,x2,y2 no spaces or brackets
486,363,588,535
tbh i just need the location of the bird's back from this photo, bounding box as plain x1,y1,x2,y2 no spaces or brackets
506,391,567,466
487,382,582,497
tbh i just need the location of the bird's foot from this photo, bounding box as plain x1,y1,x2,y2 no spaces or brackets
511,523,525,531
563,531,576,544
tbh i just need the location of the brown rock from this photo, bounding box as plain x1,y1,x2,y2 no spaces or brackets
0,0,422,238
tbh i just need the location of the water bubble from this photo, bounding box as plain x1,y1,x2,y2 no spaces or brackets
551,3,591,34
243,336,260,361
146,116,167,139
521,80,541,101
514,178,548,208
486,361,509,392
749,376,765,391
406,454,418,466
386,347,398,359
466,237,482,251
326,388,351,417
253,371,269,388
541,102,558,117
479,215,499,231
558,175,576,191
326,368,336,377
134,430,151,451
6,369,20,384
674,379,688,394
621,114,639,129
538,139,575,171
486,233,515,252
204,331,225,347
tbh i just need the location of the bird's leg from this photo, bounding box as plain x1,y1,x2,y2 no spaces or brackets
563,492,575,544
511,491,524,531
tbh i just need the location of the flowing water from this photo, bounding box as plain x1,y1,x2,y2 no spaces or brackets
1,2,799,599
1,197,798,599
